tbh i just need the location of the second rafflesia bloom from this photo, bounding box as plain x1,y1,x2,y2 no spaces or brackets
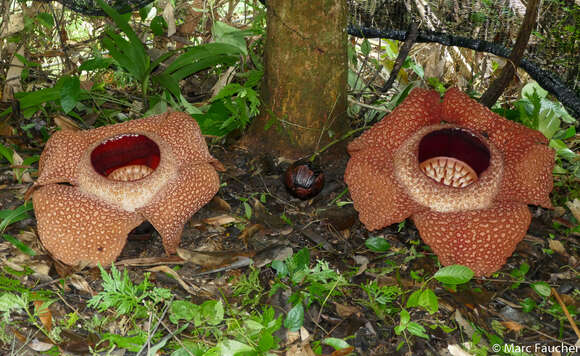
345,88,554,276
32,112,222,266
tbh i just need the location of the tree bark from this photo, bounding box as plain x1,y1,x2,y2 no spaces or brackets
243,0,348,158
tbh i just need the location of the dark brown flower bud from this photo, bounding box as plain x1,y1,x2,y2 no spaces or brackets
284,159,325,200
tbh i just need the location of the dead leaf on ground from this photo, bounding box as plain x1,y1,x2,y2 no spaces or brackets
177,247,254,268
28,338,54,352
238,223,264,245
147,265,201,294
203,214,239,226
448,343,474,356
500,320,524,332
68,274,94,296
549,239,570,257
209,196,231,211
33,298,52,332
352,255,368,276
454,310,476,339
11,150,33,183
334,302,361,318
565,199,580,221
116,256,183,267
286,343,316,356
253,245,292,267
53,115,80,131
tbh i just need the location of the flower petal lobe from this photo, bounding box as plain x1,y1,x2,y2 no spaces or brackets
348,88,441,154
137,163,220,253
345,149,425,230
32,185,144,265
412,202,531,276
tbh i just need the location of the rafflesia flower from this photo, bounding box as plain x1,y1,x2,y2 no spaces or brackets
32,112,222,266
345,88,555,276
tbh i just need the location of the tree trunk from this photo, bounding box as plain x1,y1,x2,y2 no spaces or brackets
243,0,348,158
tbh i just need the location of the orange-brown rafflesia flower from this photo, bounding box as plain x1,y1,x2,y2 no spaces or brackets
345,88,555,276
32,112,222,266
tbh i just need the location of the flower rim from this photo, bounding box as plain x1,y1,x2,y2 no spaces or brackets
394,123,504,212
76,131,179,212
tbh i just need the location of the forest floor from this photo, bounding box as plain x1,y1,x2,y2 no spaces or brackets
0,144,578,355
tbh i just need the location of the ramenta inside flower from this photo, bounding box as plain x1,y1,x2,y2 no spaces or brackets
90,134,161,181
418,128,490,188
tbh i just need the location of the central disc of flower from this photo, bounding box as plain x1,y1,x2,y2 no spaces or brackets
91,134,161,181
418,128,490,188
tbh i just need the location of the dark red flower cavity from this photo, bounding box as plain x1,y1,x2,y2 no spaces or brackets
418,128,490,187
91,134,160,181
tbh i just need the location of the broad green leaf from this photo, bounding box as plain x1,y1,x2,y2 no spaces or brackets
153,73,181,98
418,289,438,314
537,110,560,139
257,332,274,352
36,13,54,27
553,126,575,140
2,234,36,256
170,300,197,323
212,21,251,55
406,290,421,308
323,338,351,350
434,265,474,285
59,76,81,113
0,201,33,233
550,139,577,161
165,43,241,77
271,260,288,277
399,309,410,326
215,339,253,356
243,320,264,332
150,15,167,36
0,143,13,164
79,57,114,71
520,297,536,312
243,202,252,219
407,322,429,339
365,237,391,252
531,282,551,297
292,248,310,271
284,303,304,332
522,81,547,99
102,334,145,352
360,39,371,56
201,300,224,326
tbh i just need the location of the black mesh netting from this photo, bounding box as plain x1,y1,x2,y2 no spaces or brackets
347,0,579,116
35,0,154,16
349,0,578,88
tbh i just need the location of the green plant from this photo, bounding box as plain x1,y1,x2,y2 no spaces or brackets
87,264,171,318
501,82,578,176
0,201,35,256
406,265,474,314
232,267,264,308
271,248,348,331
510,262,530,289
359,280,402,319
0,142,39,183
395,308,429,351
0,291,57,344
